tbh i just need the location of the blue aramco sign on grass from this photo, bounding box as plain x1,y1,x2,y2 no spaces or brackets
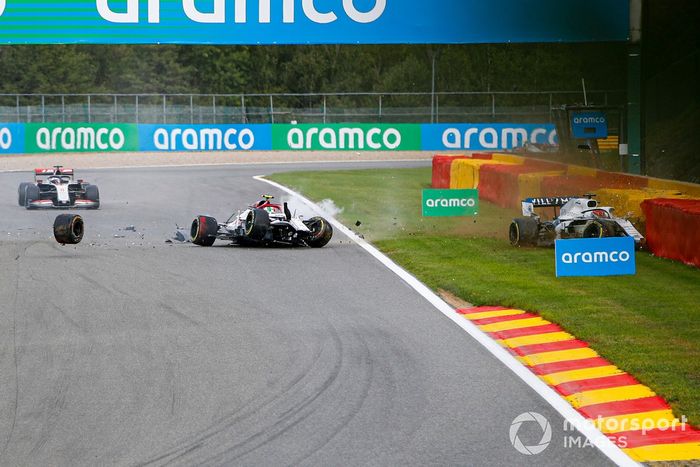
0,1,629,45
422,189,479,217
555,237,636,277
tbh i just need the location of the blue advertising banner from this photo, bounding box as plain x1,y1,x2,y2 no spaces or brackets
421,124,558,151
138,124,272,151
570,111,609,139
555,237,636,277
0,124,24,154
0,1,629,45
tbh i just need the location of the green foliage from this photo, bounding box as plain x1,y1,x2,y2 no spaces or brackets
0,43,626,95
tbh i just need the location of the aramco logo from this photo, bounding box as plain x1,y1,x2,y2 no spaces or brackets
0,0,6,16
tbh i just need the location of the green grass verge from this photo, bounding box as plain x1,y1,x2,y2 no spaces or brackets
268,167,700,425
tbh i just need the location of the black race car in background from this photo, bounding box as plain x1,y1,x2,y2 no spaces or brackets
191,195,333,248
18,166,100,209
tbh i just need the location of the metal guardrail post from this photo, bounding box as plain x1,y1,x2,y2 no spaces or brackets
323,95,327,124
378,94,382,122
16,95,20,123
190,94,194,124
135,95,139,124
87,95,91,123
163,94,167,124
270,95,274,124
41,95,45,123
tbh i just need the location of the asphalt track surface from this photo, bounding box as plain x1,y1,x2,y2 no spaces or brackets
0,162,612,466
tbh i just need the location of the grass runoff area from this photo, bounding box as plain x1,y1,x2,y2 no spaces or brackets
268,167,700,426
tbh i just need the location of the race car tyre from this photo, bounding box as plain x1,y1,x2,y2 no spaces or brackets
191,215,218,246
583,220,614,239
24,184,41,208
244,208,270,241
18,182,31,206
85,185,100,209
53,214,84,245
304,216,333,248
509,217,539,246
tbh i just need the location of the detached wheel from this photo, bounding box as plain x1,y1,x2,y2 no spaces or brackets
18,183,31,206
245,208,270,241
509,217,539,246
53,214,84,245
24,184,40,208
85,185,100,209
191,215,218,246
304,216,333,248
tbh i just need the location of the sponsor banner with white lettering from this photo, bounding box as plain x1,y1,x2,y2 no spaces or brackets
272,124,421,151
138,124,272,151
2,122,563,153
555,237,636,277
422,124,558,151
422,189,479,217
0,123,24,154
24,123,138,153
0,1,629,45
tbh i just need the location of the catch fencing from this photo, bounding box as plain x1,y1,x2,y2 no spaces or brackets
0,91,624,125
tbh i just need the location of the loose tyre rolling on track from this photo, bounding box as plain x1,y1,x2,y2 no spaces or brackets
18,166,100,209
191,195,333,248
53,214,85,245
509,195,644,247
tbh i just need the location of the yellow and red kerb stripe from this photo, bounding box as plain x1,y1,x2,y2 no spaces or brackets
458,306,700,463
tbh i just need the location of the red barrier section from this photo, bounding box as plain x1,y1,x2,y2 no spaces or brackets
540,175,611,197
595,171,649,189
470,153,494,160
431,155,468,188
479,163,558,208
641,199,700,267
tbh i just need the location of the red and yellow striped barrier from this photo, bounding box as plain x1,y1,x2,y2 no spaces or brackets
458,306,700,463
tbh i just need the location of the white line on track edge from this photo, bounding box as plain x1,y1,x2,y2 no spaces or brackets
255,175,637,467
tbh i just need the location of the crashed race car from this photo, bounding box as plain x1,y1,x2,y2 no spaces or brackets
509,195,644,247
18,166,100,209
190,195,333,248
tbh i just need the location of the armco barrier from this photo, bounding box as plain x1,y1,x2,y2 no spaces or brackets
479,163,567,209
648,177,700,198
449,158,516,189
596,188,691,225
641,199,700,268
540,174,614,197
432,155,468,188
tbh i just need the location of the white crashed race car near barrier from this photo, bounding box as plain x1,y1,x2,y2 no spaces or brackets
18,166,100,209
509,195,644,247
190,195,333,248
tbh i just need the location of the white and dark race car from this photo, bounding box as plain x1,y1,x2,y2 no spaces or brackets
18,166,100,209
509,195,644,247
190,195,333,248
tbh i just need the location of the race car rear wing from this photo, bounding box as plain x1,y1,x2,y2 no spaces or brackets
35,168,74,175
521,196,581,216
